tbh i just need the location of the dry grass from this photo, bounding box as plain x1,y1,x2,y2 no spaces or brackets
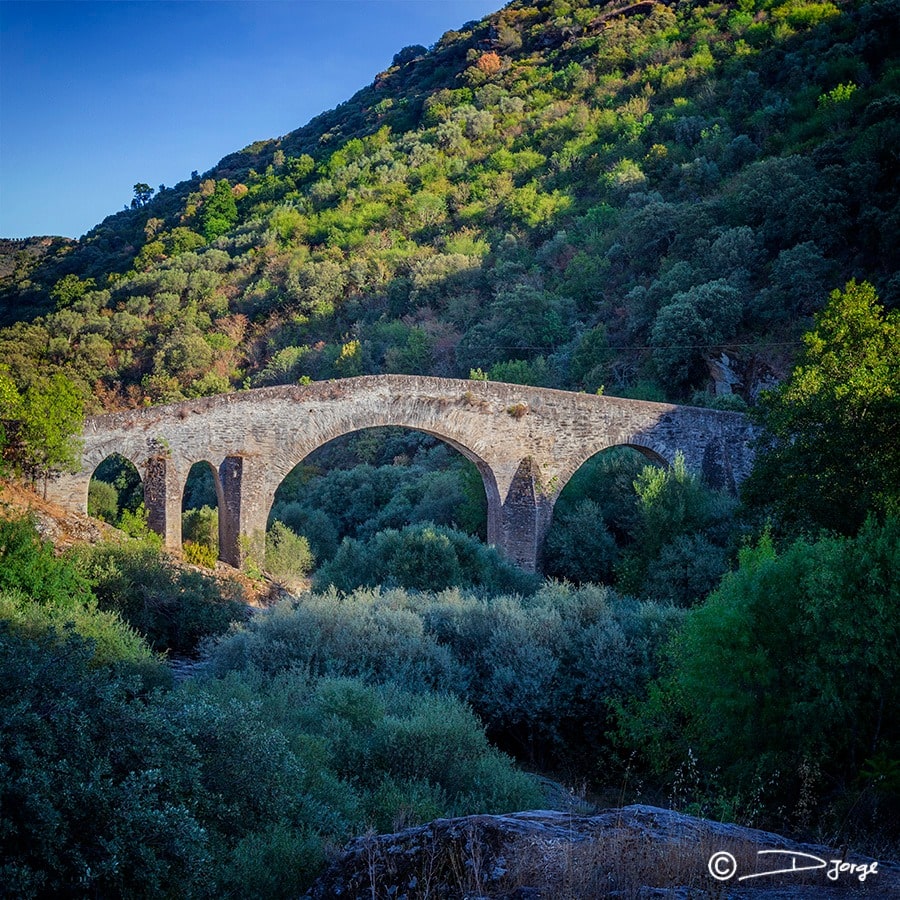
502,827,801,898
330,810,884,900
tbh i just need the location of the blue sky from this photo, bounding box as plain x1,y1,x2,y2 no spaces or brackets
0,0,500,239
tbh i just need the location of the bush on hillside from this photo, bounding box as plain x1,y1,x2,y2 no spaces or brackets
74,540,249,655
0,515,91,607
0,516,162,675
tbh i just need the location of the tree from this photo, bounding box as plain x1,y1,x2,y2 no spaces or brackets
392,45,426,66
619,520,900,812
570,325,612,392
744,281,900,534
199,179,238,241
131,182,155,208
50,274,95,310
265,521,314,580
0,366,23,474
542,498,618,583
650,280,743,392
19,375,84,494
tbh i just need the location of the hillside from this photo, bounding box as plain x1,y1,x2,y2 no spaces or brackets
2,3,899,894
0,0,896,412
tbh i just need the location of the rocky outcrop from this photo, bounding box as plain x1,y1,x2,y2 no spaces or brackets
306,805,897,899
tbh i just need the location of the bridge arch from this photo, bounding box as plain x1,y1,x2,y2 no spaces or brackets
180,460,229,563
253,417,505,566
265,425,493,570
87,453,144,524
550,440,670,502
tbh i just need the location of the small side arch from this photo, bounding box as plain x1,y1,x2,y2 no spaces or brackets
551,440,670,504
87,452,144,525
180,460,227,564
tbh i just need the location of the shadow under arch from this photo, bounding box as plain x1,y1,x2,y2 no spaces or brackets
540,444,667,583
265,425,496,568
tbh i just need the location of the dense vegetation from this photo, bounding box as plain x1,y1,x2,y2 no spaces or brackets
619,518,900,829
1,0,899,893
0,0,896,411
0,519,541,895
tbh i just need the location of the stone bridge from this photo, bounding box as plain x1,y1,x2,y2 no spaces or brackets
46,376,757,571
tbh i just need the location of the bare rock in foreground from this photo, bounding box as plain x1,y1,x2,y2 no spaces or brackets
306,805,898,899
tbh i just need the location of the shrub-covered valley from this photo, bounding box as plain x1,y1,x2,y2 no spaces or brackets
1,0,898,895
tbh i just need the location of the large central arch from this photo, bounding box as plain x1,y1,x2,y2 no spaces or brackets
46,376,757,571
257,416,503,556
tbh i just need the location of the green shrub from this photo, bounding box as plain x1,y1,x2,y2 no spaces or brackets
265,521,314,579
0,631,206,897
618,519,900,821
640,533,728,606
207,582,682,766
183,540,219,568
0,515,92,608
0,588,162,672
206,587,465,692
423,583,684,762
215,825,325,900
240,673,543,821
74,540,249,655
618,453,735,597
542,498,619,583
182,504,218,555
117,503,160,542
1,621,544,898
314,522,538,595
88,478,119,522
0,517,161,674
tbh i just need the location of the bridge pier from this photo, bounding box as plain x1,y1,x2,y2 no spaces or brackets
218,457,244,567
218,456,269,569
143,456,183,551
488,457,555,573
